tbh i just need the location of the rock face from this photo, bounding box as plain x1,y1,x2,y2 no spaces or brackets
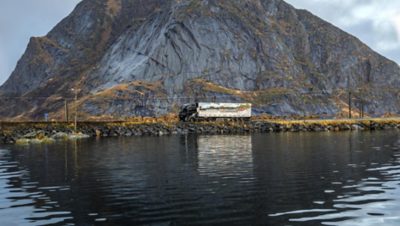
1,0,400,119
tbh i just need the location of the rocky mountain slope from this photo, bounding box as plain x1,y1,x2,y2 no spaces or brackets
1,0,400,120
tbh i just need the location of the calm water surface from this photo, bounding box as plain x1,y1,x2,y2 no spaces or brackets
1,131,400,225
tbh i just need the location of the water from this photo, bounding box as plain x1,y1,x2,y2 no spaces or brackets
1,131,400,225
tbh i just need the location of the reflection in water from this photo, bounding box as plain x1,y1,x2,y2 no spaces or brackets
263,132,400,226
0,149,72,225
278,154,400,226
197,136,253,176
0,131,400,225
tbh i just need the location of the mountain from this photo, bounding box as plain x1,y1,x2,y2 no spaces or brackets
1,0,400,120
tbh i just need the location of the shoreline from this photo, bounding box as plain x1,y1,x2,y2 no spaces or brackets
1,118,400,144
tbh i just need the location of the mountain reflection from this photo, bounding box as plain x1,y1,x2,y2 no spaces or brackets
1,132,400,225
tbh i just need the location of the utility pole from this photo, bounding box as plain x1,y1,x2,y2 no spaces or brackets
74,91,78,133
65,99,69,122
71,88,79,133
346,74,352,119
348,91,352,119
360,100,364,118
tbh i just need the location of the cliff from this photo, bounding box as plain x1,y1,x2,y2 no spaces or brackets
1,0,400,120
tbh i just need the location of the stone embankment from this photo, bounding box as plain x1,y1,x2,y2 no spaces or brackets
0,119,399,144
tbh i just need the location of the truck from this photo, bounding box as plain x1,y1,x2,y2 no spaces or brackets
179,102,252,122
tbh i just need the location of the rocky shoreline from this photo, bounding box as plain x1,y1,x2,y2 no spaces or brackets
0,120,399,144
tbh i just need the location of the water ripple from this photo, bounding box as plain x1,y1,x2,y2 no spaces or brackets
1,132,400,225
271,150,400,226
0,149,73,225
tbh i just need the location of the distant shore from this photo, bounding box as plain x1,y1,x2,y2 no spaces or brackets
0,118,400,144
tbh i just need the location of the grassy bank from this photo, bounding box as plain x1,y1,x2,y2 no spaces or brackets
266,117,400,126
1,117,399,128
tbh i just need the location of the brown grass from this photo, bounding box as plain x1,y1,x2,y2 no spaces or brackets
106,0,122,17
256,118,400,127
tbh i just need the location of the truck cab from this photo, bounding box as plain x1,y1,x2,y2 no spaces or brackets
179,103,198,122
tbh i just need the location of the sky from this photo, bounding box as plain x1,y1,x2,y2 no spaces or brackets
0,0,399,85
0,0,81,85
285,0,400,65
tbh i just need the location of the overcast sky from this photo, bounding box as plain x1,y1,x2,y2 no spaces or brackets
285,0,400,64
0,0,399,85
0,0,81,85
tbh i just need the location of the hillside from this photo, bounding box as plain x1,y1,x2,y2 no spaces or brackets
1,0,400,120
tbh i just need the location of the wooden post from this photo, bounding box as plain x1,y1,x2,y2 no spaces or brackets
65,99,69,122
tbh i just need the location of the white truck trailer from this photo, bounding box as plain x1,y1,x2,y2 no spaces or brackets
179,102,252,122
